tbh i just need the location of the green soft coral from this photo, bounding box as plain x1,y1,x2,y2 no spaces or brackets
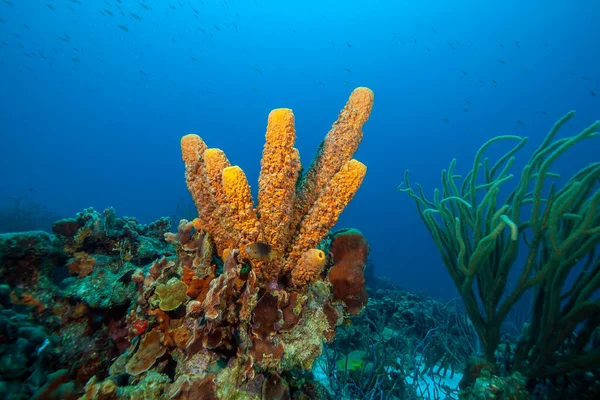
399,111,600,379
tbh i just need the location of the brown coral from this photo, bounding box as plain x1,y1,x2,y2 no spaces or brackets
67,252,96,278
125,328,167,376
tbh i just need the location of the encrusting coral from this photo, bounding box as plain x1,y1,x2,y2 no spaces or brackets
76,87,374,399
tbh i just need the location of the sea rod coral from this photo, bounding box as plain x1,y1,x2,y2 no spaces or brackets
82,87,374,399
399,111,600,386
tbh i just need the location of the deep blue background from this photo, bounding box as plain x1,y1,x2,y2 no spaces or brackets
1,0,598,299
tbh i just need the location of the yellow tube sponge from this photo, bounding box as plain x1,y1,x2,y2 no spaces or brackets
286,159,367,270
176,87,374,284
180,134,209,221
292,87,374,229
291,248,326,287
181,134,206,165
222,166,261,246
258,108,302,256
202,148,233,255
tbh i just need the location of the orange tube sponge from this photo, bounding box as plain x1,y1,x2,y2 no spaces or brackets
286,159,367,270
176,87,373,284
180,134,209,220
201,148,233,255
258,108,302,256
222,166,261,246
291,248,326,287
292,87,374,230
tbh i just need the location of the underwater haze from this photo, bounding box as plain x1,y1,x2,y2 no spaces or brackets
1,0,599,299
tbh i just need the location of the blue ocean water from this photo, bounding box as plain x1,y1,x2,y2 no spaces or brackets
1,0,598,300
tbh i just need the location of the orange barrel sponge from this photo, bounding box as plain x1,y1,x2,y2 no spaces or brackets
291,248,327,287
328,229,369,316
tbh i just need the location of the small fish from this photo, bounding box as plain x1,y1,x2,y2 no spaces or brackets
190,56,197,61
591,91,597,97
103,9,114,16
441,118,449,123
47,3,54,10
118,25,129,32
345,68,351,73
516,120,525,126
461,69,467,75
491,79,498,84
138,1,150,10
130,12,142,20
251,66,262,73
346,42,352,48
318,81,326,87
497,59,505,64
246,242,277,262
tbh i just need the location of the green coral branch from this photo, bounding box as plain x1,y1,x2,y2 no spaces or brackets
398,111,600,378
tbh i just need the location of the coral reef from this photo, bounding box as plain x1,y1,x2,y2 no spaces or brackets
0,207,173,399
93,87,374,399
